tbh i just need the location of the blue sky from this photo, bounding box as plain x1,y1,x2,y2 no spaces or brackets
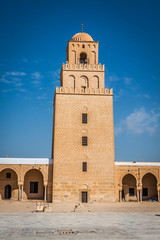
0,0,160,161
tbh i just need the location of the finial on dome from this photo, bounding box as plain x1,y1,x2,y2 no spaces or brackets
81,23,83,33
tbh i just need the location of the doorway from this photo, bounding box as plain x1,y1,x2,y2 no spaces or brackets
5,185,11,199
82,191,88,203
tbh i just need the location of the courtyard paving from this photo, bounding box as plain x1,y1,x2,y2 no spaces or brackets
0,201,160,239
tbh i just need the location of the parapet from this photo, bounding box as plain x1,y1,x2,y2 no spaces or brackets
55,87,113,95
62,63,105,71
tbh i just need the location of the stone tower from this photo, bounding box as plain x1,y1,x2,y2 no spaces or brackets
52,31,115,203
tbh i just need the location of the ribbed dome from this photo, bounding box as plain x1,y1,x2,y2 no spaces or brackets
71,32,93,41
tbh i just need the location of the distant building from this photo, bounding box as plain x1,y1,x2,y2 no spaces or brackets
0,31,160,203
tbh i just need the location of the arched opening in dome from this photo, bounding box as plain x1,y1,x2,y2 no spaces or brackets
80,52,87,64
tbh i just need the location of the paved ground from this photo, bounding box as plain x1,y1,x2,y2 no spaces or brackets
0,212,160,239
0,201,160,239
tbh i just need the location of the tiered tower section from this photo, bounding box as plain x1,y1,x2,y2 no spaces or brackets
52,32,115,203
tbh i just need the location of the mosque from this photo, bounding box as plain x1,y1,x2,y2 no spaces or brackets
0,30,160,203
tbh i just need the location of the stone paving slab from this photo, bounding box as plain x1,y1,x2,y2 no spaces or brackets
0,212,160,239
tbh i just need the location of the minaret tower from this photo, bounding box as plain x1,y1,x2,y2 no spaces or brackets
52,28,115,203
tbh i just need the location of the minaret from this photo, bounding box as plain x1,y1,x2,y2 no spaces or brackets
52,30,115,203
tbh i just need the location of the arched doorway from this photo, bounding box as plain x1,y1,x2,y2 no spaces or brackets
0,168,18,200
5,185,11,199
142,173,158,201
24,169,44,200
122,174,137,201
81,184,88,203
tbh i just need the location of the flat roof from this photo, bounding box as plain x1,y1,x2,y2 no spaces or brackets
0,159,159,166
0,158,53,165
115,162,160,166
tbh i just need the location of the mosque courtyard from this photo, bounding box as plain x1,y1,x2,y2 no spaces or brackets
0,201,160,239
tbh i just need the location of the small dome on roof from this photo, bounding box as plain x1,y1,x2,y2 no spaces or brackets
71,32,93,42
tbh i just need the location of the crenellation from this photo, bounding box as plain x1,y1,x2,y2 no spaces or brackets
55,86,113,95
62,63,105,71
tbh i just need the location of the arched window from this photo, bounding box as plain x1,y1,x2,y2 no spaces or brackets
80,52,87,64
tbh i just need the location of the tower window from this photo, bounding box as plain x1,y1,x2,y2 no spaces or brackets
82,162,87,172
6,173,11,179
82,136,88,146
80,52,87,63
30,182,38,193
82,113,87,123
82,44,85,48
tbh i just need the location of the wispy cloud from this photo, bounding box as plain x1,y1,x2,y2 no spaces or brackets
0,77,11,84
22,58,28,63
48,69,60,83
31,72,43,85
114,89,127,100
0,71,27,93
115,107,160,136
123,77,132,85
31,72,42,80
137,94,150,99
37,95,46,100
5,72,26,76
108,73,132,85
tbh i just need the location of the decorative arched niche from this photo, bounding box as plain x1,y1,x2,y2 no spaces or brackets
80,76,89,89
71,50,76,64
69,75,75,88
92,75,99,89
92,51,96,64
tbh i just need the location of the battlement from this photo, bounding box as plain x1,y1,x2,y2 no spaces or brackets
62,63,105,71
55,87,113,95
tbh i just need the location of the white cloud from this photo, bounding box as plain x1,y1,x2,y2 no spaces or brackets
108,74,132,85
31,72,42,80
115,107,160,136
31,72,43,85
137,94,150,99
0,77,11,84
5,72,26,76
37,95,46,100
